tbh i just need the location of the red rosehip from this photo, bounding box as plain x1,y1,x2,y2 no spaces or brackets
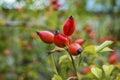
98,36,106,43
51,0,57,4
89,32,95,39
75,39,85,45
109,54,117,64
54,32,68,48
52,2,61,10
84,25,92,33
82,67,90,74
68,36,72,44
37,31,54,44
63,16,75,36
4,49,10,56
68,43,82,56
107,36,117,42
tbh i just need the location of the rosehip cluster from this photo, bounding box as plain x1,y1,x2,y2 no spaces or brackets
37,16,84,56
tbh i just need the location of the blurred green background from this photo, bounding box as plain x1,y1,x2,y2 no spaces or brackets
0,0,120,80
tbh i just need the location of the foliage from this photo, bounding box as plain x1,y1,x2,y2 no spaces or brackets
0,0,120,80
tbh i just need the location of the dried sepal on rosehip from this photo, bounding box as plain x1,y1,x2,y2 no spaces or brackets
54,31,68,48
68,43,82,56
63,16,75,36
37,31,54,44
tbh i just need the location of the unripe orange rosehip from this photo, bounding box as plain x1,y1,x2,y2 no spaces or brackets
54,32,68,48
63,16,75,36
75,39,85,45
37,31,54,44
68,43,82,56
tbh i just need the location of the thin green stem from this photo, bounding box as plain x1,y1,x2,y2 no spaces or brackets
78,52,84,67
69,53,77,77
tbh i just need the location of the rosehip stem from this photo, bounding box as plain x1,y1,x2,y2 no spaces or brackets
69,53,77,77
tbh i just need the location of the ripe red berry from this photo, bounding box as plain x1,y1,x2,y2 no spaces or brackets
52,2,61,10
109,54,117,64
68,43,82,56
89,32,95,39
54,32,68,48
98,36,106,43
68,36,72,44
51,0,57,4
37,31,54,44
82,67,90,74
4,49,10,56
84,25,92,33
75,39,85,45
63,16,75,36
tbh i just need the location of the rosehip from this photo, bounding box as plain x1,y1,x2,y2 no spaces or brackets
98,36,106,43
68,36,72,44
107,36,116,42
82,67,90,74
89,32,95,39
37,31,54,44
52,2,61,10
75,39,85,45
54,32,68,48
4,49,10,56
63,16,75,36
109,54,117,64
84,25,92,33
68,43,82,56
51,0,57,4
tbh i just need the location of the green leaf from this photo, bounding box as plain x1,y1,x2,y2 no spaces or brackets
102,65,114,77
91,66,102,79
52,74,63,80
83,45,96,56
59,54,69,64
95,41,113,53
96,47,113,53
48,54,58,74
115,74,120,80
